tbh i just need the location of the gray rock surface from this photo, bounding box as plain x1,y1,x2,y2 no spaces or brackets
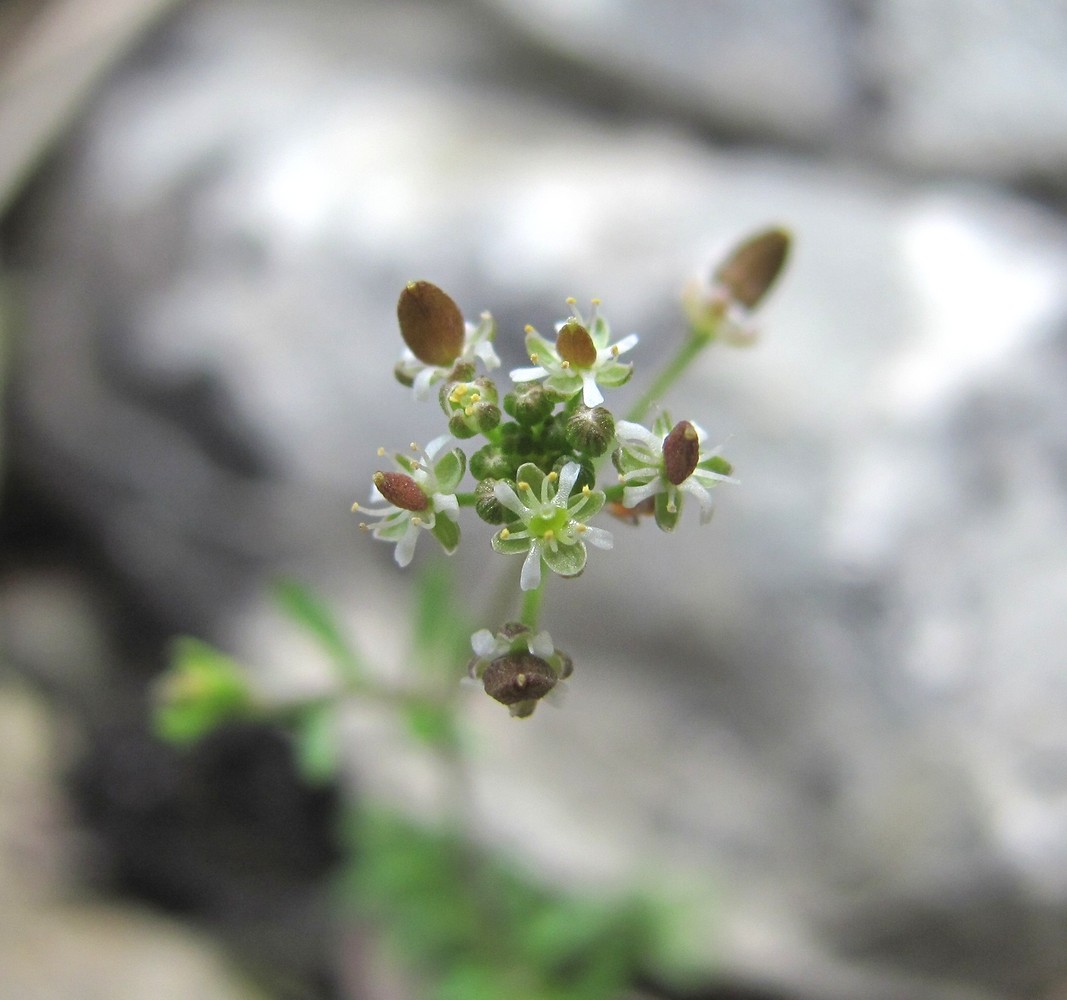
8,1,1067,998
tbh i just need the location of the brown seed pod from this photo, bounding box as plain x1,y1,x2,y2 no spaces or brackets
482,652,558,706
373,471,428,511
713,227,791,310
555,320,598,368
397,281,465,366
662,421,700,485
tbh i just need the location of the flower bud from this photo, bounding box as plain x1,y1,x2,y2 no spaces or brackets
504,382,554,426
373,471,429,511
713,227,791,310
397,280,465,366
441,377,500,438
470,444,514,481
474,478,510,524
565,405,615,456
662,421,700,485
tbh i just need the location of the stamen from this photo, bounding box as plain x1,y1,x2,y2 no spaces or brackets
561,360,571,369
351,502,360,511
547,471,558,482
565,296,577,307
500,528,511,539
517,481,530,491
581,485,591,494
530,353,539,364
376,447,386,457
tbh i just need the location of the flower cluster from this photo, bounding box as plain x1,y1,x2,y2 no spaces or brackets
354,228,788,715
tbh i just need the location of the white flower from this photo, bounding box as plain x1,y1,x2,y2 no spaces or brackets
352,435,465,566
613,417,737,531
490,461,613,590
510,298,637,407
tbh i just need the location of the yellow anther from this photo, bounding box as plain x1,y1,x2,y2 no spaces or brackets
377,447,386,457
582,485,591,494
412,516,423,526
524,324,535,334
529,353,539,364
547,471,558,482
667,501,677,513
517,481,530,491
591,297,601,306
565,296,577,307
469,392,481,404
577,523,587,533
611,345,620,357
464,405,475,416
561,360,571,369
543,529,555,541
351,501,361,512
409,442,419,452
358,523,370,532
500,528,511,539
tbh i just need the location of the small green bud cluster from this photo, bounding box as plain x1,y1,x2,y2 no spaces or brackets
356,227,789,715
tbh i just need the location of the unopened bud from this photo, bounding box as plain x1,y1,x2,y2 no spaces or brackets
373,471,428,511
565,405,615,456
470,444,513,481
662,421,700,485
504,382,553,426
397,281,465,366
474,478,510,524
714,227,791,310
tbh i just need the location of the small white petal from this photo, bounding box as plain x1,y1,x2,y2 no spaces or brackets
528,630,555,658
582,525,614,549
433,492,459,517
493,481,528,516
555,462,580,502
424,434,452,460
471,628,500,658
413,367,437,401
580,373,604,407
607,333,639,357
509,365,548,383
680,479,715,524
621,481,659,508
394,520,420,567
474,340,501,370
519,544,542,591
614,420,662,452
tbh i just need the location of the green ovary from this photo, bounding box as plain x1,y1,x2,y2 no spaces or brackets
529,505,571,538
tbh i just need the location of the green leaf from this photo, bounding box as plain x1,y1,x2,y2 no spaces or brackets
403,700,460,749
430,513,460,554
294,702,339,785
272,578,365,681
154,637,253,744
542,540,586,578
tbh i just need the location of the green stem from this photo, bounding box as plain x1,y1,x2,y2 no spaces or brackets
519,574,545,630
626,332,713,424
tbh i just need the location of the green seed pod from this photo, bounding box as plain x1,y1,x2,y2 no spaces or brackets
565,405,615,456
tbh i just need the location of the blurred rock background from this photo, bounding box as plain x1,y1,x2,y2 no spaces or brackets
3,1,1067,998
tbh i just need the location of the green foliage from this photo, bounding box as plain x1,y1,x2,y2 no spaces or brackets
339,808,662,1000
154,637,255,743
273,578,367,684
